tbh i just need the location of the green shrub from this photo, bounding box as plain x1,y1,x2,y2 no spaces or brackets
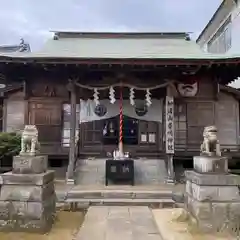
0,132,21,160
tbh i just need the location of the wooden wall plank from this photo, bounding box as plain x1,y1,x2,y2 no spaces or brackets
216,92,239,146
5,100,25,132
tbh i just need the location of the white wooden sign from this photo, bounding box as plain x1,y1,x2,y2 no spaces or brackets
165,96,174,154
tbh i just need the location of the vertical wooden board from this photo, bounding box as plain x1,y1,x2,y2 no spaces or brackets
187,102,214,126
28,101,62,143
174,102,187,147
187,102,214,145
197,80,215,99
94,120,103,142
216,93,238,146
186,102,199,126
158,122,163,150
5,100,25,132
187,126,203,144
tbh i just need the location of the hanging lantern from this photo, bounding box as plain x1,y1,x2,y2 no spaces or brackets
135,101,148,116
94,104,107,117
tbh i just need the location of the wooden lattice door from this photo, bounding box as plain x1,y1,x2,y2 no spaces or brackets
29,101,62,154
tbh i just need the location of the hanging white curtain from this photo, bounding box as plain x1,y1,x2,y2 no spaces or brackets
79,99,163,123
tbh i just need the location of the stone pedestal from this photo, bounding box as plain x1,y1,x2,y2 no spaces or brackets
0,155,56,233
185,170,240,233
193,156,228,174
13,155,48,174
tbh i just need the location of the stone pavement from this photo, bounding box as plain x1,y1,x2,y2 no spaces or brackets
75,206,162,240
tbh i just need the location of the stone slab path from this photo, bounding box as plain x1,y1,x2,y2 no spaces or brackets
75,206,162,240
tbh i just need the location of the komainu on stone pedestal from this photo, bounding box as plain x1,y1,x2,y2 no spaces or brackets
20,125,40,156
195,126,227,174
200,126,221,157
0,125,56,233
176,126,240,236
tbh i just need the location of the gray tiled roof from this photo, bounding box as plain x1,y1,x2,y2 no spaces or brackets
0,42,31,53
39,36,207,59
0,45,23,53
0,32,239,60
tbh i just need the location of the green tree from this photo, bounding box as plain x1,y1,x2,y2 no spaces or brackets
0,132,21,160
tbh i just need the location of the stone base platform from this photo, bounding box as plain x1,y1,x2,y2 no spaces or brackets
153,208,235,240
0,170,56,233
185,170,240,233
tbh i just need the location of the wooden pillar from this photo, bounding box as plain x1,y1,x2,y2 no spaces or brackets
66,81,77,183
165,95,175,184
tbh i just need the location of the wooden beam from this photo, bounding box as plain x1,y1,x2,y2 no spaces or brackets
66,81,77,182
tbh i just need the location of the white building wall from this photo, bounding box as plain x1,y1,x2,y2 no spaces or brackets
199,2,240,88
200,2,240,54
228,3,240,88
228,3,240,54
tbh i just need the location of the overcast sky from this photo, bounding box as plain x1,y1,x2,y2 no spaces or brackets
0,0,222,51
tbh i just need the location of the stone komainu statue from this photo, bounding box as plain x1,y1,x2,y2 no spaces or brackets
20,125,40,156
200,126,221,157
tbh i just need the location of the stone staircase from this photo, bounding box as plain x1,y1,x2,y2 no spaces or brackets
64,186,176,208
56,158,180,208
74,158,168,185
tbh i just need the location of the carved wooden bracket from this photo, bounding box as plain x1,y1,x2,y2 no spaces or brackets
66,80,76,92
44,85,56,97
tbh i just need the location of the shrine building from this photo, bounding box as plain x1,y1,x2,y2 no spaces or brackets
0,31,240,183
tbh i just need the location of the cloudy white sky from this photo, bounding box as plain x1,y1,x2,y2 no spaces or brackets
0,0,222,51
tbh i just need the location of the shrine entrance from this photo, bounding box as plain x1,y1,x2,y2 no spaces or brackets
76,80,166,157
102,115,139,146
79,117,162,156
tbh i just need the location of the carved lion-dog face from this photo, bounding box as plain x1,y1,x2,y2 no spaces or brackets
177,77,198,97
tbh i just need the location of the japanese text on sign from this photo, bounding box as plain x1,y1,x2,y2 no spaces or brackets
165,96,174,154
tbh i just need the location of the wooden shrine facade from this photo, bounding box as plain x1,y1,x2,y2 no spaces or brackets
1,60,240,161
0,30,240,181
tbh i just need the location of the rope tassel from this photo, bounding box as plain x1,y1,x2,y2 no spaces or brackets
118,85,124,156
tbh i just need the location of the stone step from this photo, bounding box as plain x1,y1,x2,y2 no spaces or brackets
74,158,167,185
65,198,175,207
66,189,173,200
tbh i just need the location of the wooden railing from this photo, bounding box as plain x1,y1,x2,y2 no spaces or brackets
174,143,240,159
175,143,240,151
38,140,240,160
